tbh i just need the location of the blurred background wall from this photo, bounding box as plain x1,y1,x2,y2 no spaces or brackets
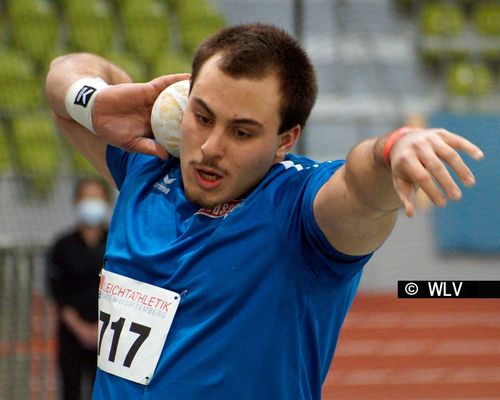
0,0,499,399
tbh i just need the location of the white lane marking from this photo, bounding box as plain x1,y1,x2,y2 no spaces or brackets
336,339,500,357
343,312,500,329
328,367,500,385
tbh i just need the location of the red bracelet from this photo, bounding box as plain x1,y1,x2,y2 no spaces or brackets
383,126,413,165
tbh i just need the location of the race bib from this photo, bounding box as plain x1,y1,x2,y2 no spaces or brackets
97,269,180,385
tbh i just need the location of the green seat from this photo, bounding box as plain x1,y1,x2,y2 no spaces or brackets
62,0,103,18
178,0,225,55
105,51,148,82
9,0,59,64
7,0,41,17
419,4,467,64
121,0,170,64
66,1,115,55
474,4,500,36
12,114,60,196
421,4,465,37
151,51,191,77
0,51,41,113
0,123,11,173
447,62,493,97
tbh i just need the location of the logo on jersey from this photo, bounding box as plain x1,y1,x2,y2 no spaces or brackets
195,200,241,218
153,174,176,195
74,85,97,107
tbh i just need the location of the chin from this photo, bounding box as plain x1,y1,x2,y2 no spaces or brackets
184,187,229,208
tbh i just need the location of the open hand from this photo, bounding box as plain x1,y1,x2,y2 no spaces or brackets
389,128,484,217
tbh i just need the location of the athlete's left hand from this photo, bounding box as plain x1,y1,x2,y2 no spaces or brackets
387,128,484,217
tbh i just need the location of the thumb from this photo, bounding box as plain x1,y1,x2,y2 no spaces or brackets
393,176,417,217
130,138,169,160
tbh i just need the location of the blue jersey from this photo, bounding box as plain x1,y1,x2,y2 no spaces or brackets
92,146,372,400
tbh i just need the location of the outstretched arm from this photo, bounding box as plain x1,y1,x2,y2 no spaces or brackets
313,128,484,256
45,52,190,184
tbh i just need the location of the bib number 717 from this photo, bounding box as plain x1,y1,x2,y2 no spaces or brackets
98,311,151,367
98,269,181,385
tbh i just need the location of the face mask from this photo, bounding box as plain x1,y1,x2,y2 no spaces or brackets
76,199,109,227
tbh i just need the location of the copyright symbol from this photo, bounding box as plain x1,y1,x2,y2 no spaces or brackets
405,282,419,296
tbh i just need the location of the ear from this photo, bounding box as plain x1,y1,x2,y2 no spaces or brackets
274,125,301,162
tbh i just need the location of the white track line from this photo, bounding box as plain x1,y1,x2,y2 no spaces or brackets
343,312,500,329
336,339,500,356
328,367,500,385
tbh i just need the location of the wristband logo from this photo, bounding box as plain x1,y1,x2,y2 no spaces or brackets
74,85,97,107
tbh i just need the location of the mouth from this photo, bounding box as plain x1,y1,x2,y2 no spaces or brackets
194,166,224,189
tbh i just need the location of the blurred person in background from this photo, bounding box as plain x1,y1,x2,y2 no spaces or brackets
47,177,112,400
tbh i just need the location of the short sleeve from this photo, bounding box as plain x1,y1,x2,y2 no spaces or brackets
268,157,372,280
106,145,162,191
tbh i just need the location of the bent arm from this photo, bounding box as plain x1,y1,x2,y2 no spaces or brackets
45,53,133,183
45,53,191,186
314,129,484,256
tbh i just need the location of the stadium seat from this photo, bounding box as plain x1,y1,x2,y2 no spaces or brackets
11,114,60,196
473,4,500,36
151,51,191,77
472,4,500,61
0,51,41,113
8,0,59,64
7,0,41,17
121,0,170,65
0,123,11,173
62,0,102,18
178,0,225,55
419,3,468,64
105,51,148,82
421,4,465,37
447,61,493,97
66,1,115,55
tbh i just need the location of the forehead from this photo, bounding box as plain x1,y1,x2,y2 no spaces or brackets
77,182,107,199
191,55,282,126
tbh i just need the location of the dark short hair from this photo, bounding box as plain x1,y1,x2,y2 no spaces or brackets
73,177,113,203
191,23,318,134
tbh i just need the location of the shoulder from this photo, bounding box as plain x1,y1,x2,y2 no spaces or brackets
260,154,344,197
106,145,179,190
52,230,79,246
48,229,80,259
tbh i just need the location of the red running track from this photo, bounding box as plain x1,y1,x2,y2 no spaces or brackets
323,293,500,399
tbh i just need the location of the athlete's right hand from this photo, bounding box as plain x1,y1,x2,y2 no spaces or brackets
92,73,190,160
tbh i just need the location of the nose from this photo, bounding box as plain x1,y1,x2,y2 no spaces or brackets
200,127,225,160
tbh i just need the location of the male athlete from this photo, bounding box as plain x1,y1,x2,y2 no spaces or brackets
45,24,483,400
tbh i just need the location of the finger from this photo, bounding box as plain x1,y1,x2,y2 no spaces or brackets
130,138,169,160
438,130,484,160
433,140,476,187
393,177,416,217
403,156,447,207
149,73,191,93
419,147,462,201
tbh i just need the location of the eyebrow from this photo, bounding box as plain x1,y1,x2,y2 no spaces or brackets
192,97,264,128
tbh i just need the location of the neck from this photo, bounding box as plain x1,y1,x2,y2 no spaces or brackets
79,225,104,247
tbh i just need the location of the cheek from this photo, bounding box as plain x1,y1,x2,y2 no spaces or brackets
180,114,198,151
233,142,277,183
